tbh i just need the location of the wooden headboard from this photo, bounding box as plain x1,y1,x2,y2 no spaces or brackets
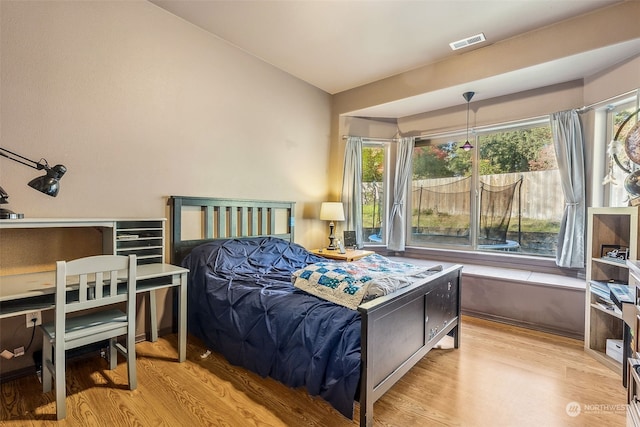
168,196,295,265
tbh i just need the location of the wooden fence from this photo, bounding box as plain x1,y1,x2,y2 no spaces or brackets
410,170,563,221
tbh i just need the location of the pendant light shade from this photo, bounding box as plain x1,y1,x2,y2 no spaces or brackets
460,91,475,151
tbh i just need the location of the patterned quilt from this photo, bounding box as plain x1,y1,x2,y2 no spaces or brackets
293,253,441,309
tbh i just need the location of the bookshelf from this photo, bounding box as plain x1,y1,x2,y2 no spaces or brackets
585,207,639,373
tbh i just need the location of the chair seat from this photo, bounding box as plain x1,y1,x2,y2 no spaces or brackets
41,309,127,349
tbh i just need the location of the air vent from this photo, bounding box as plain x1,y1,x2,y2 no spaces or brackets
449,33,486,51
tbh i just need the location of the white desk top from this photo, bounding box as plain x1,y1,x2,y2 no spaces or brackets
0,263,188,302
0,217,166,228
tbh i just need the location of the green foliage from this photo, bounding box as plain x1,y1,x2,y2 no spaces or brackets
412,144,455,178
409,209,559,233
413,141,472,179
411,127,554,178
413,208,434,216
360,126,561,246
362,202,383,229
362,147,384,183
479,127,554,173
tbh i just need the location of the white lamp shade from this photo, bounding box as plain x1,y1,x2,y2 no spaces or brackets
320,202,345,221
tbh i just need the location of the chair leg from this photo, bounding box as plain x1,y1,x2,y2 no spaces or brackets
148,290,158,342
127,328,137,390
54,340,66,420
109,338,117,370
42,337,52,393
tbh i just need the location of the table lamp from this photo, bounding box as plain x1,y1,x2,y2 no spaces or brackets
320,202,345,250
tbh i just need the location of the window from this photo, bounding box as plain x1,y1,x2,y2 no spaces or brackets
361,142,389,245
410,136,472,247
605,101,639,207
409,120,563,257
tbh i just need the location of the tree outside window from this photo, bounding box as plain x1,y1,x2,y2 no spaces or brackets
361,144,387,245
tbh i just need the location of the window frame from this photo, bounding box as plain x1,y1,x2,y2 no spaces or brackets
409,134,475,249
405,116,562,257
603,98,640,207
361,139,391,246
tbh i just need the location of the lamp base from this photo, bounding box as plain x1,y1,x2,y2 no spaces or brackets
327,221,336,250
0,208,24,219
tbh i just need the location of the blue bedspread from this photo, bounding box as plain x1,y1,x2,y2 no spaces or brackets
182,237,362,418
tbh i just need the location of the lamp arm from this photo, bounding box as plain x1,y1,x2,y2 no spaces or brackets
0,147,47,170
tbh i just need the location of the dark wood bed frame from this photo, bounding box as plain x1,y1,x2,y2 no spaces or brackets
169,196,462,427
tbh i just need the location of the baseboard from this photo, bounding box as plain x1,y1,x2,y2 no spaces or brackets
0,334,161,385
0,365,37,384
462,309,584,341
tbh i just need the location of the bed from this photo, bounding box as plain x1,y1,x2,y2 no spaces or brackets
169,196,462,427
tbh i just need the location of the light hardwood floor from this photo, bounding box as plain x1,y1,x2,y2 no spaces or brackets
1,316,627,426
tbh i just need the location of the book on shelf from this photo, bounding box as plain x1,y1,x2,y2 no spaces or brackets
609,283,635,307
595,299,622,315
591,279,629,287
590,280,614,300
117,234,139,240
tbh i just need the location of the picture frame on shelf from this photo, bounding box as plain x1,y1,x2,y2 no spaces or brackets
343,230,356,249
600,244,629,260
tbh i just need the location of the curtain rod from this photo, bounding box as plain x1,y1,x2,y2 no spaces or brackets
577,89,638,113
341,135,399,142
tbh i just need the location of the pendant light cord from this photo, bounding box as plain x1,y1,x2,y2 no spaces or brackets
461,91,475,150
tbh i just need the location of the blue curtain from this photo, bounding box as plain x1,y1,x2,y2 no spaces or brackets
550,110,585,268
341,137,363,247
387,137,414,251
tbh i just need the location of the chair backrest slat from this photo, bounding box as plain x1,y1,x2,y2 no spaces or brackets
109,270,118,297
78,275,88,303
94,271,103,299
56,254,136,319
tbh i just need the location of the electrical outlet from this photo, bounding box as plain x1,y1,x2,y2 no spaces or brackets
26,311,42,327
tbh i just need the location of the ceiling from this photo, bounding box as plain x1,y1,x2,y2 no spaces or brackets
150,0,640,118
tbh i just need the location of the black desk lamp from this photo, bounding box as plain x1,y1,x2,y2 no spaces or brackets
0,147,67,219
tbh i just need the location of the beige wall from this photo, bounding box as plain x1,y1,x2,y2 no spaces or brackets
331,1,640,201
0,0,332,249
332,1,640,117
0,0,335,379
584,54,640,106
398,80,585,135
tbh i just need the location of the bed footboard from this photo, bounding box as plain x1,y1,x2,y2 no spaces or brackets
357,264,462,427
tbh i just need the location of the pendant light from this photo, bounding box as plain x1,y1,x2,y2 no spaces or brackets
460,91,475,151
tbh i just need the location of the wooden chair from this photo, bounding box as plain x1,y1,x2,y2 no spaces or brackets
40,254,137,420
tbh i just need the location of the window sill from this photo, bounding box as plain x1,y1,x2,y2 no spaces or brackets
381,246,586,339
372,245,585,285
459,263,585,291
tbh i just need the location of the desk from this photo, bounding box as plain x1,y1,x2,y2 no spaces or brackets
0,263,188,363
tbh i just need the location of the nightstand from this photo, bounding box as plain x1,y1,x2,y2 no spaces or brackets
310,248,374,262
